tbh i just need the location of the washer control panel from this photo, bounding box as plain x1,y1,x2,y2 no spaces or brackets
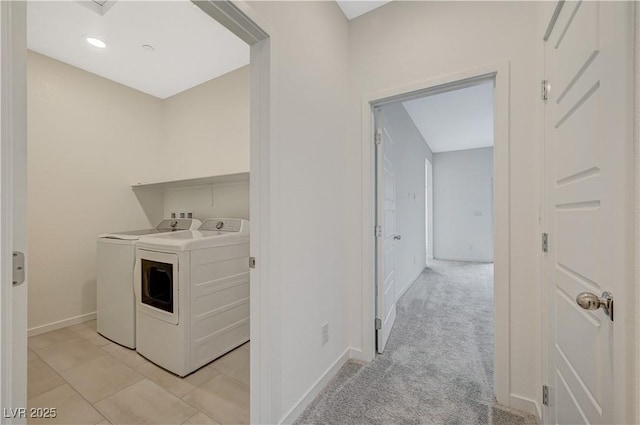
156,218,200,232
199,218,243,232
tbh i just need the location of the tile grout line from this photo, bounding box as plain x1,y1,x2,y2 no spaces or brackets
84,361,144,405
179,370,247,424
28,335,84,356
26,382,67,403
91,377,146,409
52,351,108,422
30,326,109,376
206,367,250,389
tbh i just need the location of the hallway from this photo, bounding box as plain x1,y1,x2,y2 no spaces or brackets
297,260,535,425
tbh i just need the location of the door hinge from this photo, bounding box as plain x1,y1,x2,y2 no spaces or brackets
375,130,382,145
249,257,256,269
541,80,549,101
542,233,549,253
542,385,549,406
13,251,25,286
375,318,382,330
375,225,382,238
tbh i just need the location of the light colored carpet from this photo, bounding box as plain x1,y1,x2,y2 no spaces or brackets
296,260,537,425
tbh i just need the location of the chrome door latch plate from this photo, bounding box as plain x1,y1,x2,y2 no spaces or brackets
13,251,25,286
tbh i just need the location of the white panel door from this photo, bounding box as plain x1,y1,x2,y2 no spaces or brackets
376,108,397,354
544,2,632,424
0,1,28,421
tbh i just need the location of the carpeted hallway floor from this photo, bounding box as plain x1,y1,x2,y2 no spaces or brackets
296,260,537,425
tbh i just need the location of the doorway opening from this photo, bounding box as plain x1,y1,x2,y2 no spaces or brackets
3,0,273,422
364,64,511,406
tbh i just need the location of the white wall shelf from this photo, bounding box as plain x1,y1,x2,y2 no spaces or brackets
131,171,249,191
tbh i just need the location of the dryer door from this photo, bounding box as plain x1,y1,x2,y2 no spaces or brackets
135,250,179,325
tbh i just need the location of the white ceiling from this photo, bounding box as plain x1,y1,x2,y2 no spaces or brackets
336,0,392,20
27,0,250,99
402,81,495,153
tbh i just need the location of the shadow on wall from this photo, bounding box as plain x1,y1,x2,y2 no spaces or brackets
132,189,165,225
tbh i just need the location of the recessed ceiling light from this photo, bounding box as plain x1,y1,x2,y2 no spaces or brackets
142,44,155,52
86,37,106,49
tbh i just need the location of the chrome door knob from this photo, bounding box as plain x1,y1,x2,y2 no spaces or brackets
576,291,613,321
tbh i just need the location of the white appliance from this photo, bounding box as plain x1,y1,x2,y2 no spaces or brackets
134,218,249,376
97,218,201,348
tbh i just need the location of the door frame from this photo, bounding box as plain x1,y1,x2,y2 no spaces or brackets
635,6,640,424
360,61,511,406
1,1,280,423
190,3,276,421
0,1,28,419
425,158,433,262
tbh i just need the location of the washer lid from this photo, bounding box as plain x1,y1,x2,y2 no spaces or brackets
99,229,161,240
99,218,202,240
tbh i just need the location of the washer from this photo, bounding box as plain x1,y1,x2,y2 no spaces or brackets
97,218,201,348
134,218,249,376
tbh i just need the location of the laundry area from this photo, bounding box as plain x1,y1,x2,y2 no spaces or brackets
25,1,250,424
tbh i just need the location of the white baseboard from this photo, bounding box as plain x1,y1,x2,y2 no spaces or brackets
28,311,97,337
509,393,541,423
279,348,351,424
396,268,425,302
434,255,494,263
348,347,367,361
347,347,373,363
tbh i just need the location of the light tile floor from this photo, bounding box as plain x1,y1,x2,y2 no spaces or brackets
27,320,249,425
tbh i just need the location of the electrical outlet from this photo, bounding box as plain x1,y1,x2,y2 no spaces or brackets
321,322,329,345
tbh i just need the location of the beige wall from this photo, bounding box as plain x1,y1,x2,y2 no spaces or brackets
27,52,250,332
162,66,250,180
161,66,250,222
27,51,164,331
163,184,249,221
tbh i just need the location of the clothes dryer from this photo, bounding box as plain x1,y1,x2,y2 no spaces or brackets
134,218,249,376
